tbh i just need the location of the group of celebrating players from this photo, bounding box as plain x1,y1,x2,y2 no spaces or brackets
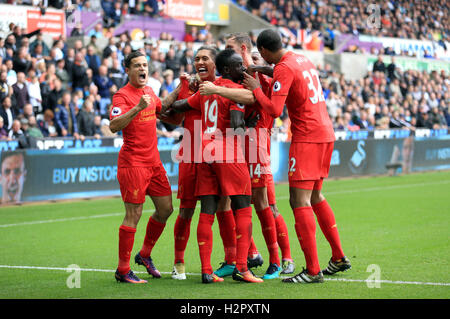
109,29,352,285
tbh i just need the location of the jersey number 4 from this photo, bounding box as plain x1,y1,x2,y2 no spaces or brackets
302,69,325,104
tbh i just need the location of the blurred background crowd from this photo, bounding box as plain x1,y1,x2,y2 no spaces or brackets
0,0,448,145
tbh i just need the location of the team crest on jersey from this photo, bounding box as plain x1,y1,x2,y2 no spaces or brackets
273,81,281,92
111,107,122,116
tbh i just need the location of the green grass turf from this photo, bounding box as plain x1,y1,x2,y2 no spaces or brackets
0,171,449,299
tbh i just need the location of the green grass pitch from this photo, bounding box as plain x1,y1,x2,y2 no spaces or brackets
0,170,449,299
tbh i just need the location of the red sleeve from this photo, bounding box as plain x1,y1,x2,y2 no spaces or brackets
252,63,292,118
258,73,272,96
229,101,245,113
110,93,128,120
178,78,192,100
187,91,201,110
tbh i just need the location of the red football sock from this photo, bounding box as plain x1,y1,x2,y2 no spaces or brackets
312,199,345,261
216,210,236,265
173,215,192,264
256,207,280,265
117,225,136,275
140,217,166,258
293,206,320,276
197,213,215,274
248,237,259,257
235,206,253,272
274,214,292,261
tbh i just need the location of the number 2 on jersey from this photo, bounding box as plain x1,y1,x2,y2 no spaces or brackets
302,68,325,104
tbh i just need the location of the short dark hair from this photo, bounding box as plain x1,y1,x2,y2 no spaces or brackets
256,29,282,52
1,151,25,167
226,32,252,52
124,50,145,69
215,49,236,75
196,45,219,61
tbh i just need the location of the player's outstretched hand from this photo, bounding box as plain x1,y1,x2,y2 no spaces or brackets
138,94,152,111
246,64,258,75
243,72,261,91
199,81,218,96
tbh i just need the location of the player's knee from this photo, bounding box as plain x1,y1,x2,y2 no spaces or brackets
179,207,195,220
311,191,325,206
154,203,174,223
289,196,310,209
251,188,269,211
217,196,231,211
201,195,219,214
230,195,251,210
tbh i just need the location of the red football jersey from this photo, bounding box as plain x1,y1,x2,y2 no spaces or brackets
254,51,335,143
111,83,162,168
245,72,273,155
177,78,202,163
187,77,246,163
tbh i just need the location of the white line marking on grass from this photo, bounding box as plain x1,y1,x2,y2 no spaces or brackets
277,180,450,200
0,265,449,287
0,208,173,228
1,180,449,228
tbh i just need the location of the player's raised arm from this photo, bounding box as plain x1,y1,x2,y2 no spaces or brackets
243,71,288,118
246,64,273,78
166,98,193,114
109,95,151,133
199,81,256,105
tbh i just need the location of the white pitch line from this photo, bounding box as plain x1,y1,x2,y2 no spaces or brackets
1,179,449,228
277,179,450,200
0,264,449,287
0,208,177,228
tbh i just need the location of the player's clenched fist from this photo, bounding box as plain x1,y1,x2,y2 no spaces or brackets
137,94,152,110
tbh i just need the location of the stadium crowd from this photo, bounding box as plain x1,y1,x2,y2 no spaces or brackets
0,0,449,145
236,0,448,55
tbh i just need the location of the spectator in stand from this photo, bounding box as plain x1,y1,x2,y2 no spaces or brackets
160,69,178,95
22,103,34,121
54,91,80,139
85,45,102,76
72,52,88,91
147,69,162,97
109,58,125,89
12,72,30,114
13,47,31,74
88,23,104,39
77,99,98,137
37,109,58,138
29,32,50,58
183,26,198,43
109,1,123,26
25,115,43,138
70,22,85,37
8,119,23,140
55,59,70,91
0,116,8,140
0,70,11,103
164,47,181,78
94,65,114,116
46,78,64,112
5,59,17,86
